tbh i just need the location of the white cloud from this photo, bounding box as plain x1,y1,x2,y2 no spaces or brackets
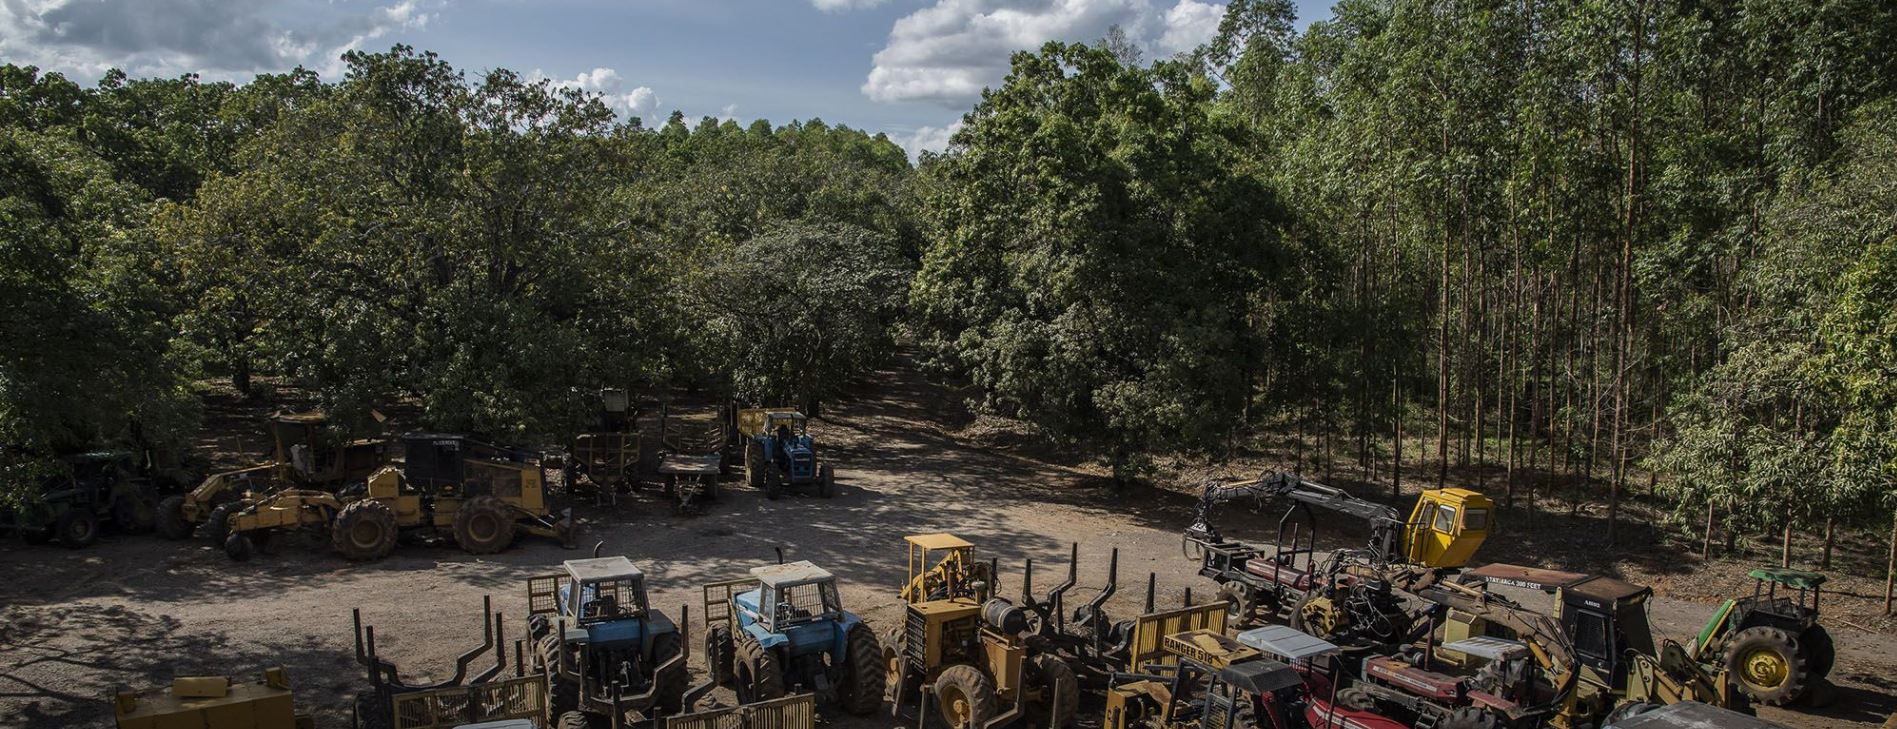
0,0,437,81
900,119,964,159
537,67,664,121
861,0,1227,107
1158,0,1223,56
811,0,891,11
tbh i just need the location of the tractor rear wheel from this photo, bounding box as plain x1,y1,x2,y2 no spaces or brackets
55,508,99,548
652,630,687,716
840,623,885,716
332,499,398,561
1336,686,1376,712
1026,655,1077,729
706,625,735,685
933,664,997,729
453,495,516,554
224,532,256,562
735,633,785,702
745,441,765,489
1802,625,1836,677
1724,626,1809,705
204,502,238,544
155,495,190,540
818,465,836,498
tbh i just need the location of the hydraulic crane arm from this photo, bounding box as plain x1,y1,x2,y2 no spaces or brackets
1185,471,1403,561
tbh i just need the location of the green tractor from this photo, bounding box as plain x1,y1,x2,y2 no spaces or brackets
1689,567,1833,706
2,451,164,548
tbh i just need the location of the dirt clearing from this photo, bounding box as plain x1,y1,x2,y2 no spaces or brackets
2,364,1892,728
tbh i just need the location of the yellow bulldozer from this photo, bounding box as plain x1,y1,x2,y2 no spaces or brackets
156,410,388,543
883,534,1078,729
218,433,574,561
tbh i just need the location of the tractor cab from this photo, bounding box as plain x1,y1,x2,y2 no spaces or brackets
560,556,659,645
735,561,847,653
268,410,387,486
901,533,991,604
1459,564,1656,680
1401,487,1493,569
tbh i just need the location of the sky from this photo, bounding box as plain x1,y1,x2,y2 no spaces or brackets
0,0,1333,157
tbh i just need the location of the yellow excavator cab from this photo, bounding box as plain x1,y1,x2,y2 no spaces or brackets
1403,488,1492,569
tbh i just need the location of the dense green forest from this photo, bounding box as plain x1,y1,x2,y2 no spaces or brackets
5,1,1897,583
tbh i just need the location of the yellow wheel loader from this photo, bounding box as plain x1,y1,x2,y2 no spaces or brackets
220,434,574,562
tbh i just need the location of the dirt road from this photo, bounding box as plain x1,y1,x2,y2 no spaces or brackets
3,366,1893,728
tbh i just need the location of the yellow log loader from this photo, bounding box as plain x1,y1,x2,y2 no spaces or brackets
883,534,1078,729
156,410,388,543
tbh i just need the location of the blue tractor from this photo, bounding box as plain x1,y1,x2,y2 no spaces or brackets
528,556,688,728
703,560,883,715
737,410,835,499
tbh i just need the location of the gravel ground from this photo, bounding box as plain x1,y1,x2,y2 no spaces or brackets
3,365,1893,728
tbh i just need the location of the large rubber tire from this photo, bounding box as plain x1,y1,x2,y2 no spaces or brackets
1724,626,1809,706
764,468,783,500
746,441,765,489
55,508,99,549
204,502,238,544
840,623,886,716
933,664,997,729
818,464,835,498
1435,707,1498,729
224,532,256,562
706,625,735,685
453,495,516,555
735,633,786,702
1288,591,1340,640
1026,655,1078,729
155,495,191,540
331,499,399,561
113,493,156,533
651,630,687,716
1607,701,1662,724
1802,625,1836,677
558,710,598,729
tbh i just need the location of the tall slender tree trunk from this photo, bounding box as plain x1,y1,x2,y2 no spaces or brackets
1608,0,1647,547
1886,510,1895,615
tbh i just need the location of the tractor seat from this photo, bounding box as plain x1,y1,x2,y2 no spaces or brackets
1243,558,1315,590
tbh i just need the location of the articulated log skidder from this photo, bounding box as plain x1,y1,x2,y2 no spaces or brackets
1184,471,1492,649
156,410,388,543
218,433,575,561
1344,570,1743,729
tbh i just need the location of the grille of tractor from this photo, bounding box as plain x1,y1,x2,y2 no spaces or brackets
904,607,928,670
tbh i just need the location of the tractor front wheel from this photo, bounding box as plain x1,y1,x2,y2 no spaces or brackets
764,468,783,500
113,491,156,533
1026,655,1078,729
224,532,256,562
933,664,997,729
840,623,885,716
735,633,786,702
332,499,399,561
818,464,835,498
652,630,687,716
155,495,190,539
55,508,99,549
1724,626,1809,706
204,502,238,544
557,710,598,729
453,495,517,555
